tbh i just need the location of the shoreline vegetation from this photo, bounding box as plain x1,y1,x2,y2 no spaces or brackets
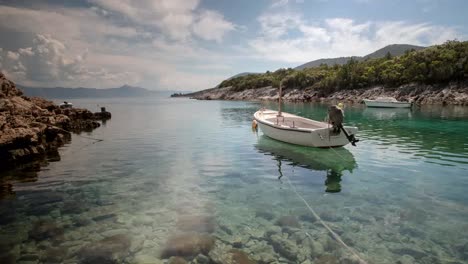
0,73,111,172
176,41,468,105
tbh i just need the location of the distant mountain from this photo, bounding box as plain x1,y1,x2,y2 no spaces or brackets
362,44,424,59
295,44,425,70
227,72,259,79
295,56,360,70
19,84,157,99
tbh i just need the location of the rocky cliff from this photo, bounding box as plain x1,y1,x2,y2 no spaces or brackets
0,73,110,172
186,82,468,106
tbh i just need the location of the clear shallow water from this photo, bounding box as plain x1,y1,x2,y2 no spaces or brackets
1,97,468,264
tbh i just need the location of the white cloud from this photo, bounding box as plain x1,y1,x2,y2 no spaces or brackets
0,4,238,90
6,51,20,61
271,0,290,8
270,0,304,8
192,10,235,42
250,11,462,63
88,0,236,42
18,47,35,56
1,34,141,88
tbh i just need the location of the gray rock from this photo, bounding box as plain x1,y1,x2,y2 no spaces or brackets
77,234,131,263
268,234,298,261
319,211,343,222
160,233,215,258
275,216,300,228
28,220,64,241
168,256,188,264
194,254,210,264
315,255,338,264
396,254,415,264
256,210,275,221
176,215,216,233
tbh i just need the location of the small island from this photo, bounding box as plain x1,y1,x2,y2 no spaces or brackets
182,41,468,105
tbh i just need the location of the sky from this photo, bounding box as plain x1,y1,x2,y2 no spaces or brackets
0,0,467,91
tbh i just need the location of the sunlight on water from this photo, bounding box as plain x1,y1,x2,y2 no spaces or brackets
1,97,468,264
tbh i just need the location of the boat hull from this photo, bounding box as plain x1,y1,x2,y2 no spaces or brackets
363,99,411,108
254,110,357,148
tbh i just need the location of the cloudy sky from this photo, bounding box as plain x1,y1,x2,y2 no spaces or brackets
0,0,466,91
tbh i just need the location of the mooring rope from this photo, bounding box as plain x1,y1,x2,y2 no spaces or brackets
283,172,369,264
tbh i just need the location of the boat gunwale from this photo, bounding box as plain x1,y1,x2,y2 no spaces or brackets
254,116,312,133
253,110,357,133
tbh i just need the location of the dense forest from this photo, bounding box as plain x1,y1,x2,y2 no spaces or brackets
219,41,468,94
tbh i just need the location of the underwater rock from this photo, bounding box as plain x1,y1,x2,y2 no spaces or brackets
194,254,210,264
390,247,427,260
17,253,39,262
339,255,365,264
399,226,426,238
132,252,163,264
0,204,17,225
268,234,299,261
168,256,188,264
309,240,324,258
28,203,56,216
219,224,233,236
26,191,64,207
399,208,427,223
92,213,117,222
255,252,276,264
275,215,301,228
28,219,64,241
315,255,338,264
299,214,316,223
101,229,128,238
455,242,468,260
77,234,131,263
160,233,215,258
176,215,216,233
208,242,256,264
264,226,281,238
41,247,68,263
255,210,275,221
317,235,341,252
396,254,416,264
73,216,93,227
229,249,256,264
62,200,86,214
79,255,119,264
319,211,343,222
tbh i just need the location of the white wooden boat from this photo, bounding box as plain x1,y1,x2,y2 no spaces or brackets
363,97,411,108
253,109,358,147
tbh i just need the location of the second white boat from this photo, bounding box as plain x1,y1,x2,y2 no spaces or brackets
253,109,358,148
363,97,411,108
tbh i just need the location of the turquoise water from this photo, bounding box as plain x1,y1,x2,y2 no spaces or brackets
1,97,468,264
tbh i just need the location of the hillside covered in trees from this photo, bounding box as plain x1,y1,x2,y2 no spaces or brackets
219,41,468,95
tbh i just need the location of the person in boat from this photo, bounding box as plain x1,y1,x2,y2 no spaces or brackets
327,103,359,146
328,103,344,133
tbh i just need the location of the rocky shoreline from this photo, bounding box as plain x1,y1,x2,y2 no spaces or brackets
183,82,468,106
0,73,111,172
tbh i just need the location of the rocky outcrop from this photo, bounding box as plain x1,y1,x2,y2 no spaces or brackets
0,73,110,172
185,82,468,105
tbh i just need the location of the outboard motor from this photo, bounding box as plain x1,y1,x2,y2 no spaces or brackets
327,103,359,146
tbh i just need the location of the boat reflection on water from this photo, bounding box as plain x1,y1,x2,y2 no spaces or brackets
255,135,357,193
